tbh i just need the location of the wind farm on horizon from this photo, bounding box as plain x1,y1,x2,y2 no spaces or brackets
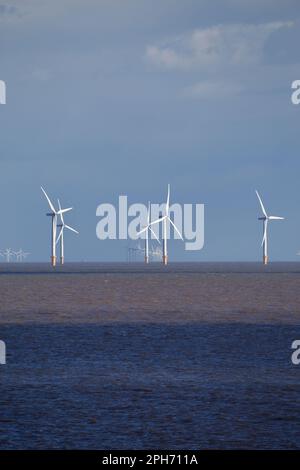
0,248,30,263
0,184,292,266
37,184,290,267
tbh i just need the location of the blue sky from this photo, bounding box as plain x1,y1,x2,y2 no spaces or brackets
0,0,300,261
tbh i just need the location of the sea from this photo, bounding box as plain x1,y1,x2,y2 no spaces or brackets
0,262,299,449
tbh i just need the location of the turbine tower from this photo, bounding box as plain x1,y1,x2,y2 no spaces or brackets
140,202,160,264
255,190,284,265
138,184,184,265
56,199,79,265
41,187,72,267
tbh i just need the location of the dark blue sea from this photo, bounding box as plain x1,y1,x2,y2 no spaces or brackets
0,262,300,449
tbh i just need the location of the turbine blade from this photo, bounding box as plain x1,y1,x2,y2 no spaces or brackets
168,218,184,241
136,226,148,236
57,199,64,224
56,227,63,244
41,187,56,213
147,201,151,225
166,184,170,214
58,207,72,215
149,226,161,244
269,216,284,220
65,224,79,234
255,190,267,218
261,220,268,247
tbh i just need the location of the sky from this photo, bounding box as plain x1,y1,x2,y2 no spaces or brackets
0,0,300,262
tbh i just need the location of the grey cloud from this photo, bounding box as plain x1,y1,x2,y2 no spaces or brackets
146,22,293,69
0,3,18,17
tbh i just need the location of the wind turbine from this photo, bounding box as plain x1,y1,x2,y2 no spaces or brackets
14,249,30,262
41,187,72,267
56,199,79,265
255,190,284,265
140,202,160,264
150,245,162,261
0,248,15,262
138,184,184,265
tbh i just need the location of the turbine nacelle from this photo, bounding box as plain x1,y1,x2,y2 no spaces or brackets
41,187,72,217
137,185,184,241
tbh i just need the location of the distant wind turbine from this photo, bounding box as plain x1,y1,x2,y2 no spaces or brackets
255,190,284,265
14,249,30,262
126,243,142,262
150,245,162,261
0,248,15,262
138,184,184,265
41,187,72,267
56,199,79,265
139,201,160,264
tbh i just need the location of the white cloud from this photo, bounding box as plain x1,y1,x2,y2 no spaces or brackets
146,22,293,69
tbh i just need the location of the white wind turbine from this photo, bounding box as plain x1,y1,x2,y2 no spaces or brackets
41,187,72,267
56,199,79,265
14,249,30,262
0,248,15,262
150,245,162,261
256,190,284,265
138,184,184,265
126,244,142,262
139,201,160,264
